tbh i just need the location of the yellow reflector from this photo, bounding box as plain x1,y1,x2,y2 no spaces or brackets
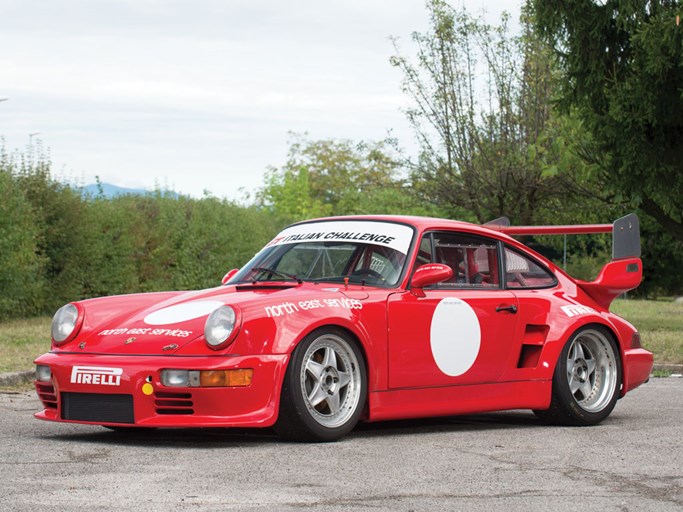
199,369,253,387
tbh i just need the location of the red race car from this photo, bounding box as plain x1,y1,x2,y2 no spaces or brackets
35,214,653,441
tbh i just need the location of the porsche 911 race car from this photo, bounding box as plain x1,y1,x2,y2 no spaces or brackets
35,214,653,441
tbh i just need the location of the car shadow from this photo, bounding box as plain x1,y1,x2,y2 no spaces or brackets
350,410,542,439
38,410,543,447
42,426,280,447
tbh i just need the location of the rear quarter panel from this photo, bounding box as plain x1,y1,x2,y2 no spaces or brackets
504,272,638,384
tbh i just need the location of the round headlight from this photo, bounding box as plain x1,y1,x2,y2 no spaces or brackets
204,305,240,349
51,303,81,344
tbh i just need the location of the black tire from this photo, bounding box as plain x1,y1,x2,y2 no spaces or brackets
275,328,367,442
534,326,621,426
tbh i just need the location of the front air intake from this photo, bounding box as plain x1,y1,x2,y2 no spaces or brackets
61,392,134,423
36,382,57,409
154,391,194,415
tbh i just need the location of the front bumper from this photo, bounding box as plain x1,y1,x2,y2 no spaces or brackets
34,352,289,428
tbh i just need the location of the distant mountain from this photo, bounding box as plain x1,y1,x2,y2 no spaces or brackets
80,182,179,199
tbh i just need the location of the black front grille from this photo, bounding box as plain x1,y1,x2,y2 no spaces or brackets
61,392,134,424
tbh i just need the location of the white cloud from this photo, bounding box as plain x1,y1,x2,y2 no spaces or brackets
0,0,520,199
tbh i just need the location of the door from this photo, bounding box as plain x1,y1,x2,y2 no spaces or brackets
387,231,519,388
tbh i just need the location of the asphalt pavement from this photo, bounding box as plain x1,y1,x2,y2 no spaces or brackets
0,379,681,512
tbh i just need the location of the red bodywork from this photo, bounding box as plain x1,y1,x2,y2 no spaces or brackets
35,215,653,429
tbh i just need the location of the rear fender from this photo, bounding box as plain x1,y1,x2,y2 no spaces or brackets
577,258,642,310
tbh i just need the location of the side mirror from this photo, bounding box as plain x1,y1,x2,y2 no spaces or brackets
221,268,239,285
410,263,453,296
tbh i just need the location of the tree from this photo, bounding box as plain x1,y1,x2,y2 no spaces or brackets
391,0,586,224
533,0,683,241
258,134,440,221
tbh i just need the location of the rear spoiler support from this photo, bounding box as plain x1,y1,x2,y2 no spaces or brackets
484,214,642,308
484,213,641,261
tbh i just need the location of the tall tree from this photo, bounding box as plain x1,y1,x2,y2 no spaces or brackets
533,0,683,240
391,1,577,224
258,134,439,221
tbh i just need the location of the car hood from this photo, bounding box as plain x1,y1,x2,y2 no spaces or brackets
67,283,369,355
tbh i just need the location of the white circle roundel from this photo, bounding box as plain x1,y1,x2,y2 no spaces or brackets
430,297,481,376
144,300,225,326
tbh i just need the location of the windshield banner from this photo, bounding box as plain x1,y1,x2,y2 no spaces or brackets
266,221,414,255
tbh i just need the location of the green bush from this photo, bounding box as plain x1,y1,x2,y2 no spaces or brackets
0,166,46,319
0,148,279,316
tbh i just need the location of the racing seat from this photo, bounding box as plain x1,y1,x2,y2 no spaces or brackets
435,246,465,284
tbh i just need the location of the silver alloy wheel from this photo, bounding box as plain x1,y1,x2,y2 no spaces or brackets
299,333,362,428
566,328,618,412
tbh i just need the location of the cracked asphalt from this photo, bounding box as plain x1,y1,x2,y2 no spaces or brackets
0,379,681,512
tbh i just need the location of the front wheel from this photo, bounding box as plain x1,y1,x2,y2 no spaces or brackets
275,328,367,442
535,326,621,426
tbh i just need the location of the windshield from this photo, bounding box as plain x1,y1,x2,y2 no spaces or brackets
230,220,414,287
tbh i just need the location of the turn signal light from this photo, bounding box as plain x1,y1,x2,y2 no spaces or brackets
161,368,253,388
199,369,253,387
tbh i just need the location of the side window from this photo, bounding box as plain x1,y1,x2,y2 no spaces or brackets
504,247,556,289
417,232,500,289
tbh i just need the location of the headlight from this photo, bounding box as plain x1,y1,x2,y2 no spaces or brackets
204,305,241,349
51,303,82,344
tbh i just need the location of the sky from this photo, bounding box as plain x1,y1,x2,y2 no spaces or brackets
1,0,521,201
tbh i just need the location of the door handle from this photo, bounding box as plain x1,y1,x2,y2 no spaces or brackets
496,304,517,314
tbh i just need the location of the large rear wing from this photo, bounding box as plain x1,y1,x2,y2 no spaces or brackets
484,213,642,308
484,213,641,261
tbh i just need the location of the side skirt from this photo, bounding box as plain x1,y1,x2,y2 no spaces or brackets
367,380,552,422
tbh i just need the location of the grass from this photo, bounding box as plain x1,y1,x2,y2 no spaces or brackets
611,299,683,365
0,316,51,373
651,369,674,378
0,299,681,374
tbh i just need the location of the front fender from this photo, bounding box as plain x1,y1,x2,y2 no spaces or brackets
228,295,388,392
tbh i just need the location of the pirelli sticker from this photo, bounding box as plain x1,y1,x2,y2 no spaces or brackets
266,221,414,255
561,305,597,318
70,366,123,386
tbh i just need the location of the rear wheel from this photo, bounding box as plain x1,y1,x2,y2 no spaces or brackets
275,328,367,442
535,326,621,426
